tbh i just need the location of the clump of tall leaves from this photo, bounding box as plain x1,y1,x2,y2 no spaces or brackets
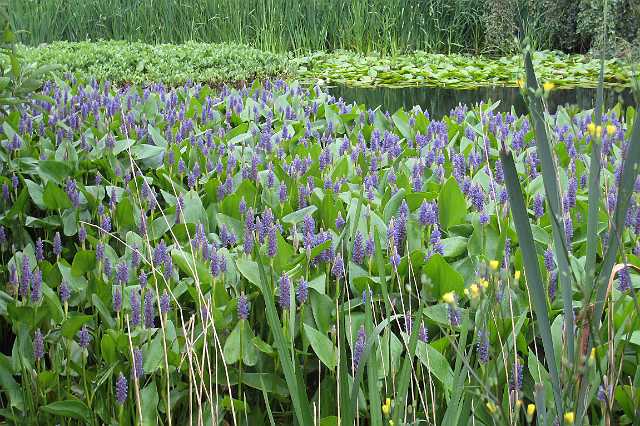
500,35,640,424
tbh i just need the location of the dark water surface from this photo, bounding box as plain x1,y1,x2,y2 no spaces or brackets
330,85,634,117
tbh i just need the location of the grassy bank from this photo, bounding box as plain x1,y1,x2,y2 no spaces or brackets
18,41,634,89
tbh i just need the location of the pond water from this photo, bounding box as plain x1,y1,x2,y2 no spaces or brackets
330,85,634,117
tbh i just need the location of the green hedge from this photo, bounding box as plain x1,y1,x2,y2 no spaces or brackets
18,41,292,85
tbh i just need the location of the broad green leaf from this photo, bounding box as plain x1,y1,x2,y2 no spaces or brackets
303,324,336,370
40,400,92,423
438,177,466,229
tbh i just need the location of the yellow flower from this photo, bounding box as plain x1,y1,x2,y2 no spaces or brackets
587,122,596,136
516,79,525,88
514,270,521,280
596,125,602,136
382,398,391,416
527,403,536,417
489,260,500,270
515,399,523,409
442,291,456,304
479,278,489,289
564,411,575,424
486,401,497,414
606,124,616,136
469,283,480,299
542,82,555,91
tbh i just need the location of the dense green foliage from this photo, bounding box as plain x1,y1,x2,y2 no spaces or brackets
16,41,634,89
0,73,639,424
17,41,291,86
8,0,640,55
0,1,55,115
296,50,633,88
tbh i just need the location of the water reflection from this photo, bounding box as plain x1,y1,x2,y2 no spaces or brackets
330,85,634,117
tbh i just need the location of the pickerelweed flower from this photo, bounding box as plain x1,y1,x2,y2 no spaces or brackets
477,330,489,364
35,238,44,261
510,360,523,391
335,212,345,230
53,232,62,257
544,248,555,271
296,279,308,304
133,348,143,379
59,280,70,304
617,265,631,292
116,262,129,285
19,256,31,298
352,231,364,264
533,193,544,219
30,269,42,303
115,373,128,405
549,271,558,301
130,289,141,327
332,254,345,279
34,329,45,361
78,326,91,349
278,274,291,310
353,325,366,370
144,290,155,328
237,294,250,320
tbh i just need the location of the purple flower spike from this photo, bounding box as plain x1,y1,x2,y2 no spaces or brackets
35,238,44,262
78,326,91,348
53,232,62,257
332,254,345,279
353,325,366,370
237,294,250,320
34,329,45,361
160,290,170,315
296,279,308,304
113,286,122,313
617,265,631,292
335,212,345,230
30,269,42,303
144,290,155,328
116,262,129,285
130,289,141,327
59,280,70,303
352,231,364,265
477,330,489,364
115,373,128,404
279,274,291,310
133,348,143,379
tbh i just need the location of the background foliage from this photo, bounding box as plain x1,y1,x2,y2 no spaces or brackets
7,0,640,55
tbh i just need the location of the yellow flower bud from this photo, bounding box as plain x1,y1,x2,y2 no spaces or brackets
480,278,489,289
564,412,575,424
596,125,602,136
442,291,456,304
489,260,500,270
486,401,497,414
514,270,521,280
516,399,523,409
587,122,596,136
542,82,555,91
606,124,616,136
527,403,536,417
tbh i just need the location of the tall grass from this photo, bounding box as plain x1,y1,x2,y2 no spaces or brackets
8,0,487,54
